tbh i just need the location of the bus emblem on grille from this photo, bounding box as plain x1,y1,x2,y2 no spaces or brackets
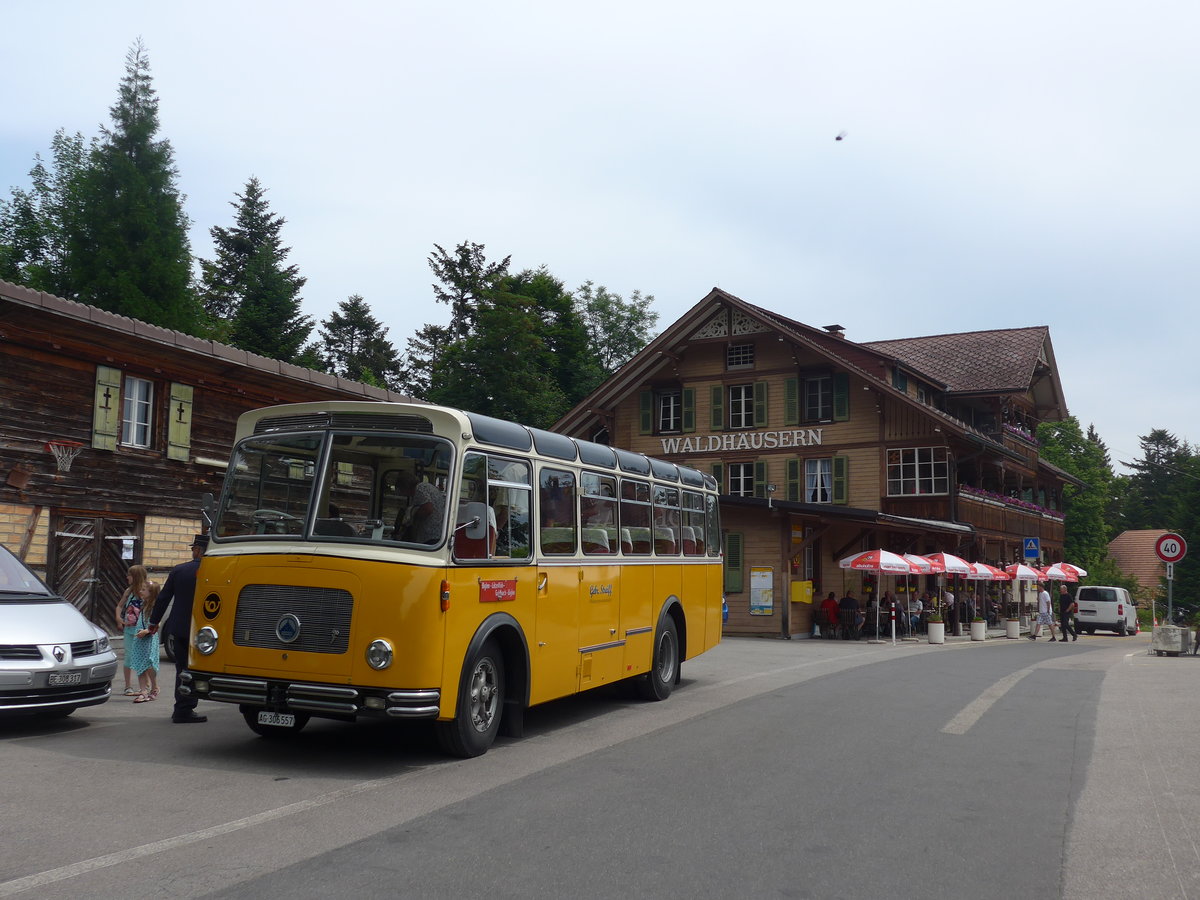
276,614,301,644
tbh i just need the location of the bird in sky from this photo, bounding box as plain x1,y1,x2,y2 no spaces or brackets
835,130,847,141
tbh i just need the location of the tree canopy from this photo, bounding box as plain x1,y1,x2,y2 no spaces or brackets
317,294,403,390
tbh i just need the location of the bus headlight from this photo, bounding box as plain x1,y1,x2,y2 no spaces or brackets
366,639,393,670
195,626,219,655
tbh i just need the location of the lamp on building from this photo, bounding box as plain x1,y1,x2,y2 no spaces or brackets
767,483,778,508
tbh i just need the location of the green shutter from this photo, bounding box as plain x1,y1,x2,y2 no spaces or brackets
639,390,653,434
682,388,695,432
753,380,768,427
832,455,849,504
710,385,724,430
754,461,767,498
786,458,801,501
92,365,122,451
724,532,744,593
166,383,194,462
784,377,799,425
833,373,850,421
712,462,725,493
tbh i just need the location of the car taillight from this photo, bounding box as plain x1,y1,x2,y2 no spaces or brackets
1117,603,1124,615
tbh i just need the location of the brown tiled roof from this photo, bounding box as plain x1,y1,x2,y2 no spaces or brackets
862,327,1050,394
1108,529,1167,596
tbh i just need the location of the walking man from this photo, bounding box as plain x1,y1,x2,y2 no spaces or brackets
1028,581,1060,641
146,534,209,723
1058,584,1078,642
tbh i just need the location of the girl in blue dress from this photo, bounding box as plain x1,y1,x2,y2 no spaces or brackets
128,580,161,702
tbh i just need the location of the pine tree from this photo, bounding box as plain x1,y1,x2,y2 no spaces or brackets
1121,429,1191,530
318,295,403,389
199,177,311,359
64,39,199,332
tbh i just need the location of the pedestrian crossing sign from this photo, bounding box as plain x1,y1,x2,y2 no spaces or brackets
1023,538,1040,559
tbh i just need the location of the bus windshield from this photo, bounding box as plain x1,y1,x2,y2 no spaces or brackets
214,430,452,547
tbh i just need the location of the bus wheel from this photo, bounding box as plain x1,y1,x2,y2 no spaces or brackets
437,639,505,758
241,706,310,738
637,616,679,702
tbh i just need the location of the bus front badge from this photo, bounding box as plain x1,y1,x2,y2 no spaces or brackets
276,614,301,644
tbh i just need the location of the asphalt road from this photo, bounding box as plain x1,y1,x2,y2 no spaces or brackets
2,631,1196,899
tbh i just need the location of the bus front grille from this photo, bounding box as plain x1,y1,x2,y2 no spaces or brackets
232,585,354,654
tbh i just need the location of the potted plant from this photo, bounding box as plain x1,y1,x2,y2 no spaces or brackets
970,615,987,641
927,610,945,644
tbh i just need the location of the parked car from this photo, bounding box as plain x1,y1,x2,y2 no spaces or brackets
0,544,118,718
1074,585,1137,636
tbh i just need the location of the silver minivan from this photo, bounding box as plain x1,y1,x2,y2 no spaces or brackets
1074,585,1137,636
0,544,118,717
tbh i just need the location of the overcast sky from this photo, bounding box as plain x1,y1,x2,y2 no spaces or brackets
5,1,1197,470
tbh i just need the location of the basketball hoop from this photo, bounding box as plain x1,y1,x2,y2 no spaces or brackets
45,440,84,472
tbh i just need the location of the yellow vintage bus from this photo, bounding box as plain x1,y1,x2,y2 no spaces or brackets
185,401,723,757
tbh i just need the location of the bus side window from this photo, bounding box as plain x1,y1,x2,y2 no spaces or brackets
539,468,577,555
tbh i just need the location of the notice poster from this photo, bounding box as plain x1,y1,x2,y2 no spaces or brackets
749,566,774,615
479,579,517,603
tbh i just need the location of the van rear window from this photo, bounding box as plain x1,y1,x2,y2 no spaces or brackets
1080,588,1118,602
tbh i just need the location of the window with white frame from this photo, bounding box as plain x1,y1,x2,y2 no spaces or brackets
122,376,154,448
886,447,949,496
804,375,832,421
805,458,832,503
658,391,682,433
726,343,755,369
729,384,754,429
728,462,755,497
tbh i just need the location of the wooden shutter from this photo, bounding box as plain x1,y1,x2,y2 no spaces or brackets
682,388,695,432
832,455,849,504
710,385,724,430
784,377,799,425
92,365,122,451
724,532,744,593
754,460,767,498
786,458,801,501
639,390,653,434
166,383,194,462
833,373,850,421
753,381,768,427
711,462,725,493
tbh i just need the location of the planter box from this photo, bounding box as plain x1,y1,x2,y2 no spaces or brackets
1006,619,1021,639
970,621,987,641
927,622,945,644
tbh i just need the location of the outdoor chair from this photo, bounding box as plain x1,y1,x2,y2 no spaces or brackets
838,607,860,641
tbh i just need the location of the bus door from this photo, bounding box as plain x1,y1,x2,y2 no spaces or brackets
576,471,623,689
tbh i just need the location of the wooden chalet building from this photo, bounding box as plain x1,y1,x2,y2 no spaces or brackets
0,278,410,632
555,288,1080,637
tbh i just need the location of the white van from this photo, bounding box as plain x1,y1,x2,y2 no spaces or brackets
1075,586,1137,635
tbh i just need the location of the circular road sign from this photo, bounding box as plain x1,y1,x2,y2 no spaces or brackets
1155,532,1187,564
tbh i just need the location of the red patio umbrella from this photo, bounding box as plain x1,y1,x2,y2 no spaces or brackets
839,549,921,574
1045,562,1087,581
924,552,972,575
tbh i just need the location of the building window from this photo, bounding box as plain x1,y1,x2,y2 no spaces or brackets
805,458,832,503
122,376,154,448
804,375,832,421
659,392,681,433
726,343,755,369
886,447,949,496
728,462,755,497
729,384,754,429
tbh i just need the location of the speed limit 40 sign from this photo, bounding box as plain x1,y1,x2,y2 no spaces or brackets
1155,532,1187,564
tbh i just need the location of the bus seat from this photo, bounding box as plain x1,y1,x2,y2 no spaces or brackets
581,527,611,554
681,526,698,555
620,528,634,554
653,526,676,555
314,518,355,537
541,526,575,554
628,527,652,554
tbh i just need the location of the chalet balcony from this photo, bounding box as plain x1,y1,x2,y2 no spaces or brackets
881,489,1064,546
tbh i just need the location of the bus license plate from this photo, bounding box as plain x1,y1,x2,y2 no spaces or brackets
48,672,82,686
258,711,295,728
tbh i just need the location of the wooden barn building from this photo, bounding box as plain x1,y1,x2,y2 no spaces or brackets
0,278,409,632
554,288,1079,637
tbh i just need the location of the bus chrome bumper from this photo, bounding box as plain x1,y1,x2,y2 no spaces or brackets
182,672,441,719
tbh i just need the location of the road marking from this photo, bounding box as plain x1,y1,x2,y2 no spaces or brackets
0,773,411,897
941,665,1036,735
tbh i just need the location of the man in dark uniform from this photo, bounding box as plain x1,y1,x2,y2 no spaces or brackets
146,534,208,723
